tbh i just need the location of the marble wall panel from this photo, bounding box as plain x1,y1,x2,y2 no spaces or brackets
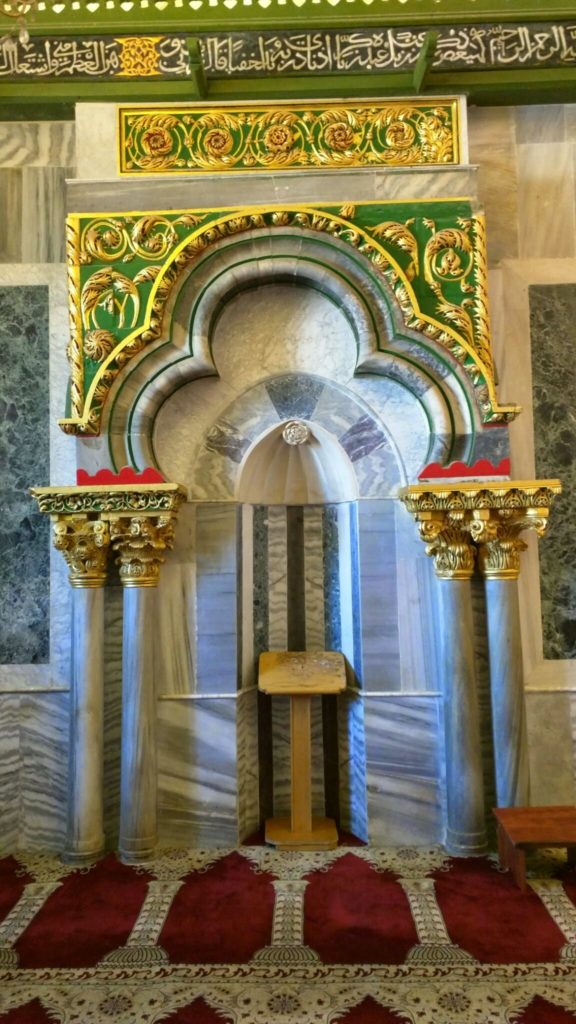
0,121,75,168
526,692,576,805
212,284,357,391
358,500,401,691
517,142,575,260
337,690,368,841
19,691,68,851
237,686,260,840
304,507,325,651
0,168,72,263
0,285,50,665
364,695,442,845
0,695,20,855
157,696,238,847
529,283,576,661
0,171,22,262
195,503,237,694
467,106,518,266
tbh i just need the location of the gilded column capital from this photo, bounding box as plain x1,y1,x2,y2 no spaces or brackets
471,506,551,580
400,480,561,581
31,482,186,588
52,516,111,588
412,510,476,580
109,514,178,588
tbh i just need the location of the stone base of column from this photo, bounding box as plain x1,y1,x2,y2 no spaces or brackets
62,847,105,866
119,837,157,865
444,827,488,857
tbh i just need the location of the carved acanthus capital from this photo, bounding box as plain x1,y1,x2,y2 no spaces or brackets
52,516,111,588
400,479,561,581
109,514,177,588
471,506,551,580
414,511,476,580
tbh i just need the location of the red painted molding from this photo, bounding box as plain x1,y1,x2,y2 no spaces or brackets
418,458,510,480
76,466,166,485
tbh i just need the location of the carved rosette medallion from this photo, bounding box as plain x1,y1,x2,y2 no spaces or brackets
52,517,111,588
282,420,310,446
109,514,177,587
400,481,561,581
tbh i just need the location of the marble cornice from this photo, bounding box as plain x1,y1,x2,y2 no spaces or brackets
399,479,562,511
31,483,187,516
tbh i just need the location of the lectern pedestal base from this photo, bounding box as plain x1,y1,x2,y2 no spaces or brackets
265,815,339,851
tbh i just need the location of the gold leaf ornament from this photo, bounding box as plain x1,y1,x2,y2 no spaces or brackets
81,269,140,330
84,329,117,362
371,220,419,279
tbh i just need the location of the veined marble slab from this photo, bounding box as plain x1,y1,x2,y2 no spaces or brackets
158,696,238,847
0,121,75,168
364,695,442,845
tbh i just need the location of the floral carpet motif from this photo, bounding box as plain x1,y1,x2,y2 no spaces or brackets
1,845,576,1023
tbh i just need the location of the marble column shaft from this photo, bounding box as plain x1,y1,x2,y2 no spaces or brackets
119,586,158,863
438,579,487,855
67,587,105,861
484,578,529,807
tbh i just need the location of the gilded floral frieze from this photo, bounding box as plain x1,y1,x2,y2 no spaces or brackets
118,101,461,175
62,199,518,436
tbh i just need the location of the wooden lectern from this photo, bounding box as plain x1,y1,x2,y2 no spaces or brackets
258,650,346,851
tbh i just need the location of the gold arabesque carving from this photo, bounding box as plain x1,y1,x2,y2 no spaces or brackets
119,101,460,175
400,481,561,581
52,517,111,588
116,36,163,78
109,514,177,587
62,204,518,436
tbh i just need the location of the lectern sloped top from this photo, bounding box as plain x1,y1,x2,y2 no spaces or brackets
258,651,347,695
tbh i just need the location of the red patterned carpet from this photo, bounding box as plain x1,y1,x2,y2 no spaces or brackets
0,845,576,1022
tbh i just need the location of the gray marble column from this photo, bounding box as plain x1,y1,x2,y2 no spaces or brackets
110,513,179,864
474,513,539,810
484,578,529,807
66,587,106,861
119,586,158,863
51,517,110,864
438,579,487,855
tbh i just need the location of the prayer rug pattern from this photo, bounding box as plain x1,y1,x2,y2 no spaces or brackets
1,846,576,1023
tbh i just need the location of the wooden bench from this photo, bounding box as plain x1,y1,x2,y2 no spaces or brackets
493,806,576,891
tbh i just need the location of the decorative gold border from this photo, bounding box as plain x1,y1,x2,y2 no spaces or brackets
117,99,462,176
61,199,518,435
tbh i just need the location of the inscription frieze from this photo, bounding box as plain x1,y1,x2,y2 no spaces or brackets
1,22,576,79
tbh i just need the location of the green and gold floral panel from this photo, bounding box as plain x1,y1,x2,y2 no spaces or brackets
62,198,519,436
119,100,462,174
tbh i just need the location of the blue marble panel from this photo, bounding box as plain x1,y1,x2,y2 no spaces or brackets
252,505,269,658
265,374,324,419
364,695,442,844
529,284,576,659
157,696,238,847
349,503,363,682
338,414,388,462
322,506,341,652
0,286,49,664
204,420,250,463
358,500,401,691
20,692,68,850
0,694,19,854
470,425,510,465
